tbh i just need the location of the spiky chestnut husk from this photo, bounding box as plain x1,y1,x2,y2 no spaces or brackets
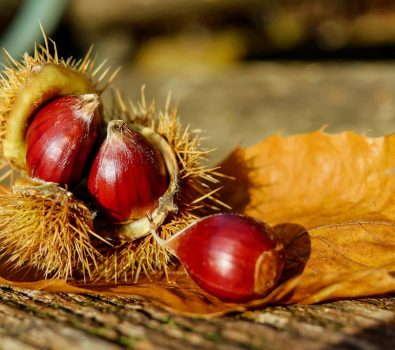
0,31,178,240
0,177,104,280
0,32,228,282
0,29,119,169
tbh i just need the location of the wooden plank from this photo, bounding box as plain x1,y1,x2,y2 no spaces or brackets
0,285,394,349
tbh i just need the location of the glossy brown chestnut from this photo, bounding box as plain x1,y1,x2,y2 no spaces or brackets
26,94,100,186
87,120,168,222
152,213,284,302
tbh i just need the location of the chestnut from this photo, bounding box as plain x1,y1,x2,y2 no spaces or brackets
151,213,285,302
87,120,169,222
26,94,101,187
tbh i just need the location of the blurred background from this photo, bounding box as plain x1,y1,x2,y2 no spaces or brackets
2,0,395,161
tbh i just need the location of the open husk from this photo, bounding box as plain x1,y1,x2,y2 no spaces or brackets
0,27,119,168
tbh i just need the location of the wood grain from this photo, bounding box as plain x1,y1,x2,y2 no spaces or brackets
0,285,394,349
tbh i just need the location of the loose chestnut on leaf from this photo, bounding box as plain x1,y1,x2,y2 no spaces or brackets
88,120,168,222
151,213,285,302
26,94,101,186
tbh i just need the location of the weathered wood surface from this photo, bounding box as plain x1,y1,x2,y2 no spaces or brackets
0,285,394,349
2,63,395,349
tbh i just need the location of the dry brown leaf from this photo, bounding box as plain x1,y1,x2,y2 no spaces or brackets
2,130,395,316
219,130,395,307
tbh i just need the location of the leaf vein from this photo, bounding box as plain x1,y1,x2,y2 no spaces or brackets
308,220,395,248
310,236,375,269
